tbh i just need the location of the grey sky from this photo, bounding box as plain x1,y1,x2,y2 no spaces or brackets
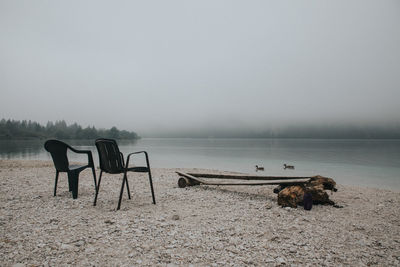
1,1,399,136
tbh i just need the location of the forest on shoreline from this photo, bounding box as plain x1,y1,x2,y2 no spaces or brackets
0,119,139,140
1,118,399,140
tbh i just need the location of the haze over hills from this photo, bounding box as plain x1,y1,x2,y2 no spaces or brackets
1,118,399,139
143,123,400,139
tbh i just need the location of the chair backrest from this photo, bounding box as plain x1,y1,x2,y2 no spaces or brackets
44,139,70,172
95,138,124,173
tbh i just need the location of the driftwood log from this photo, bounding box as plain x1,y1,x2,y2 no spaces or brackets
275,175,337,208
176,172,337,209
176,172,311,187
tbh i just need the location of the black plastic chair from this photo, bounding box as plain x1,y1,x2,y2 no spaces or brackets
94,138,156,210
44,140,97,199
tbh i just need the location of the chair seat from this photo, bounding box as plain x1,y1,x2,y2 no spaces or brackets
126,166,149,172
69,164,89,172
104,166,149,174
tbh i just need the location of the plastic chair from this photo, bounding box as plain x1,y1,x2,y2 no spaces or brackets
94,138,156,210
44,140,97,199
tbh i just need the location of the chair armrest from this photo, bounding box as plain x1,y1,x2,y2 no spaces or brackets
68,147,94,166
126,151,149,169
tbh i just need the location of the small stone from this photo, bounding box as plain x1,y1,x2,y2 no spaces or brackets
276,257,286,264
270,236,279,242
75,240,85,247
61,244,74,250
265,258,275,263
85,246,95,253
172,215,180,220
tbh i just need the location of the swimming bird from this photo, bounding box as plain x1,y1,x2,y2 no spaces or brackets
255,165,264,171
283,164,295,170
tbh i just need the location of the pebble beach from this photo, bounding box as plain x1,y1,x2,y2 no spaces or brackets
1,160,399,266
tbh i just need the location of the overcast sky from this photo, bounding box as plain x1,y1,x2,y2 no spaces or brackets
1,1,399,136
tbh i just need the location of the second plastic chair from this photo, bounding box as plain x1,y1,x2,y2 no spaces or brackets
93,138,156,210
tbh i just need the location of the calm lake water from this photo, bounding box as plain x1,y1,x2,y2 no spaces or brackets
1,138,399,190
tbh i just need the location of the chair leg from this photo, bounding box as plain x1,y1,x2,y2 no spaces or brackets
117,173,127,210
68,172,73,192
68,171,79,199
54,171,59,196
93,171,103,206
125,174,131,199
91,167,97,190
148,171,156,205
144,155,156,205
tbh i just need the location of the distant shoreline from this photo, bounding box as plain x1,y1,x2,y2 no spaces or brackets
0,119,140,140
140,136,400,140
0,137,140,140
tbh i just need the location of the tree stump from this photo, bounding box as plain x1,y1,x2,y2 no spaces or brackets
276,175,337,208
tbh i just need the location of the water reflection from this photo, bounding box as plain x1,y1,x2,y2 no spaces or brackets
0,140,47,159
0,139,138,160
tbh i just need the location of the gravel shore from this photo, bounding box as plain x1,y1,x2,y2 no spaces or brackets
1,160,399,266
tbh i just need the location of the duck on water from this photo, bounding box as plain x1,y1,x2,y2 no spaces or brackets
255,165,264,171
283,164,295,170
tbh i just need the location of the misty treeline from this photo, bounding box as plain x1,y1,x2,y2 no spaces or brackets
268,124,400,139
0,119,139,140
161,124,400,139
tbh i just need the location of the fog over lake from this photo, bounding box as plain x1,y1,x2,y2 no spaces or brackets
1,1,399,137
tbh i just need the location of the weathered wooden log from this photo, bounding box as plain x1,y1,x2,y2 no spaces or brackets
177,172,311,186
273,185,287,194
277,176,337,208
177,173,201,188
176,172,201,188
309,175,337,192
277,185,304,208
185,179,310,186
178,177,190,188
187,172,312,181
